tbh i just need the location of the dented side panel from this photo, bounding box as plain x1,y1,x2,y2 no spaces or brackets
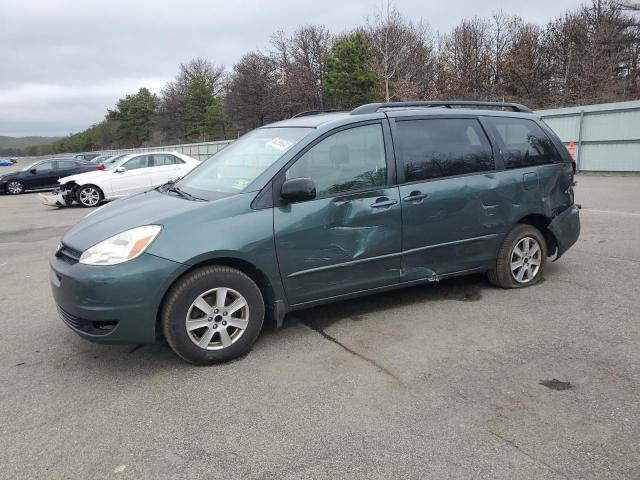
274,187,402,305
399,173,507,279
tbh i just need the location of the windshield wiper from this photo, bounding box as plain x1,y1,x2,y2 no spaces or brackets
157,179,177,192
168,185,206,202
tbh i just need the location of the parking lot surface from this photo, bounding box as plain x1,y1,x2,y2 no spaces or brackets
0,174,639,479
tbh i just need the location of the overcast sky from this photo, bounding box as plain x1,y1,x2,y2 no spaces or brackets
0,0,581,137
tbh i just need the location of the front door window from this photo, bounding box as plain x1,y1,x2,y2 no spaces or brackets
286,123,387,198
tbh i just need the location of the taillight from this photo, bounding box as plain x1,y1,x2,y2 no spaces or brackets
96,163,104,170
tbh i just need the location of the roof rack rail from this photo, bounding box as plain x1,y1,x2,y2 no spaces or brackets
350,100,533,115
292,109,350,118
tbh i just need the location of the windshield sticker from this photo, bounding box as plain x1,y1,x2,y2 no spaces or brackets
267,137,294,151
231,178,250,190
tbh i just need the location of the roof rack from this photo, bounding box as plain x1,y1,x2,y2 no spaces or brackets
350,100,533,115
292,109,350,118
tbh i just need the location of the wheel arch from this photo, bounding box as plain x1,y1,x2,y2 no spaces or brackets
78,182,104,195
155,255,279,338
516,213,557,257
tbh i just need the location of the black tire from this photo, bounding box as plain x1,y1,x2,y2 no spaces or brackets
6,180,24,195
488,224,547,289
76,184,103,207
161,266,265,365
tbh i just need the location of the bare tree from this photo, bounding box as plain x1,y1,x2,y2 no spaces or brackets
437,17,493,98
367,1,435,101
227,52,282,131
270,25,332,115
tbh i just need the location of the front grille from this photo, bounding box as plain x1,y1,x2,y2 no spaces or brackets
58,306,81,329
56,244,82,264
57,306,118,336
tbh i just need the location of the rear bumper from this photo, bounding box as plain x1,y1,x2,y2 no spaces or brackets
549,204,580,259
50,251,186,344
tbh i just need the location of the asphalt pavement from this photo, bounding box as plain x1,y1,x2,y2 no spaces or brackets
0,173,638,479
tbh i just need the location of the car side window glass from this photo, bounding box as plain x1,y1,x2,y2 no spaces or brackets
154,154,184,166
58,161,75,169
397,118,494,182
486,117,559,169
123,155,149,170
36,161,54,171
285,124,387,199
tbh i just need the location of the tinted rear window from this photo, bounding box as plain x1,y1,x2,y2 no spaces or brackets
485,117,560,169
396,118,494,182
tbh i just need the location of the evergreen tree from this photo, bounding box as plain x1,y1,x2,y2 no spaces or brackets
107,88,159,146
324,32,378,108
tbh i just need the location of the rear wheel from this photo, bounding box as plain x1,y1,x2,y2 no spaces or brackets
77,185,103,207
161,266,265,365
488,224,547,289
6,180,24,194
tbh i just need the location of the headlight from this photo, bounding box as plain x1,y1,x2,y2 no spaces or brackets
79,225,162,265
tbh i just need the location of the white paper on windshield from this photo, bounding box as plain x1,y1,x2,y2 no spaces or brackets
267,137,293,151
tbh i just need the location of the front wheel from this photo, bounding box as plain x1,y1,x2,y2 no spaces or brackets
77,185,103,207
161,266,265,365
6,180,24,194
488,224,547,289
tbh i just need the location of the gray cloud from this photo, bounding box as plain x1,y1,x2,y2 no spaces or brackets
0,0,580,136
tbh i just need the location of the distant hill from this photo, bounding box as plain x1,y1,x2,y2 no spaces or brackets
0,135,62,149
0,136,62,156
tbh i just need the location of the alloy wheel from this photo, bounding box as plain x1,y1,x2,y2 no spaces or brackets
185,287,249,350
7,180,24,194
79,187,100,206
510,236,542,283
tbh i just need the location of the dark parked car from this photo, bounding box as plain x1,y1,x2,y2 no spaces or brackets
0,158,96,194
50,100,580,365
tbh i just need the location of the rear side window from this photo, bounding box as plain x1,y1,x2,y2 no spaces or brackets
396,118,494,182
286,123,387,199
153,154,184,166
58,161,76,169
486,117,559,169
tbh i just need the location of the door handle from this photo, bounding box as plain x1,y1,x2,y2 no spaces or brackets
403,191,427,202
370,198,398,208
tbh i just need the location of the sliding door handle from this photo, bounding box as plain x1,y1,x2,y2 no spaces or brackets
403,191,427,202
371,198,398,208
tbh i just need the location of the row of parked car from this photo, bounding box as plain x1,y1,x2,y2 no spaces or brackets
0,151,199,207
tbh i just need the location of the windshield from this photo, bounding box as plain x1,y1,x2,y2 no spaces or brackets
90,155,112,163
176,127,312,197
103,154,129,170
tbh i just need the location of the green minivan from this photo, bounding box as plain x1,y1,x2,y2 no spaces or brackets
50,101,580,364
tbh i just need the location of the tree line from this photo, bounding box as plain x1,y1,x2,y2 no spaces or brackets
39,0,640,155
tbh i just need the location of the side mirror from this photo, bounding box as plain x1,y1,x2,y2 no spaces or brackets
30,168,37,174
280,177,316,203
115,166,126,173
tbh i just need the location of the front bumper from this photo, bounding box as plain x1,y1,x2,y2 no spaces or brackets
39,191,68,207
549,204,580,259
50,250,186,344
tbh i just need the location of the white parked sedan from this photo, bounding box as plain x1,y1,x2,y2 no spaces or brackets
40,151,200,207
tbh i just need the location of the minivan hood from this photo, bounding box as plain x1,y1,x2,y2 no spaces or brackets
61,189,235,252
